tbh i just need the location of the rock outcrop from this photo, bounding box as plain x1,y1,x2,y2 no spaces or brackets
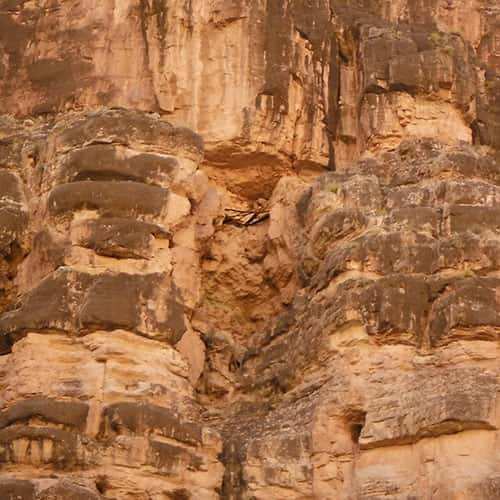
0,110,223,498
0,1,499,499
229,139,500,498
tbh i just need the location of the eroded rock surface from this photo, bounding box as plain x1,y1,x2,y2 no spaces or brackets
0,1,499,499
0,110,223,499
205,139,499,499
2,0,500,173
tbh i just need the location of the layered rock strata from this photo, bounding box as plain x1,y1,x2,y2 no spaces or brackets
0,0,499,499
1,112,499,499
0,110,223,499
227,139,500,498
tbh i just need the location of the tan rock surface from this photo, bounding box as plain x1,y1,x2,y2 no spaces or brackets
0,1,499,499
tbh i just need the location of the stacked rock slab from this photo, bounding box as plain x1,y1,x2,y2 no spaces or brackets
0,125,499,499
227,140,500,499
0,1,499,499
0,110,223,499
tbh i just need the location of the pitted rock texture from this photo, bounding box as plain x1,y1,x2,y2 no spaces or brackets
0,1,499,499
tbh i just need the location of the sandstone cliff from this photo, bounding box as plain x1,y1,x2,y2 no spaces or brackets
0,1,499,499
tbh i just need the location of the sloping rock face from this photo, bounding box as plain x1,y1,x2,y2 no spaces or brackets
0,1,499,499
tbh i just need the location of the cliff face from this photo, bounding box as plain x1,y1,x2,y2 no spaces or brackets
0,1,499,499
3,0,500,165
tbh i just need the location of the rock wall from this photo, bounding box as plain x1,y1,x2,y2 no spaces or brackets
0,1,499,499
233,140,500,498
0,110,224,499
3,1,499,169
